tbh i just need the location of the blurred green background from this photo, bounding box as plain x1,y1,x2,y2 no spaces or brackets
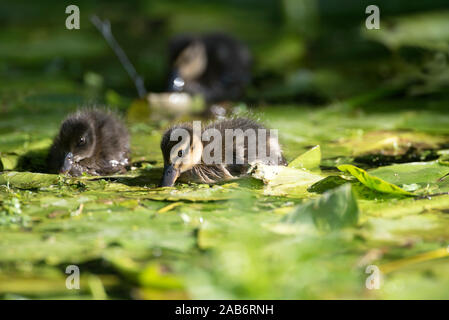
1,0,449,105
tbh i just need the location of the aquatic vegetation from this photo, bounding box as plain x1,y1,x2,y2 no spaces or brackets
2,101,449,299
2,0,449,300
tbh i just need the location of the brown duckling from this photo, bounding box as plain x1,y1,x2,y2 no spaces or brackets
167,33,252,103
160,117,286,186
48,109,130,176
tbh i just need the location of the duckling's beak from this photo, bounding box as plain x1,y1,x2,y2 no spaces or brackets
161,164,179,187
60,152,73,174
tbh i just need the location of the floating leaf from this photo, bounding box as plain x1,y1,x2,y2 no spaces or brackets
288,145,321,170
380,247,449,275
147,93,205,118
439,156,449,166
138,264,184,290
308,175,350,194
369,161,449,194
144,185,236,202
0,171,60,189
157,202,183,213
0,196,30,227
337,164,413,196
105,255,184,290
282,184,359,230
251,163,323,198
0,154,19,171
337,131,446,162
0,273,118,296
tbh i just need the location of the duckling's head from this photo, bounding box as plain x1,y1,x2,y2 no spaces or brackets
57,117,96,174
169,40,207,91
160,125,203,187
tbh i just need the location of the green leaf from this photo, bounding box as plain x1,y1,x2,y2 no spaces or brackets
369,161,449,194
337,131,446,158
0,171,60,189
138,263,184,289
251,164,323,198
282,184,359,230
0,154,19,171
144,184,237,202
337,164,413,196
288,145,321,170
307,175,350,194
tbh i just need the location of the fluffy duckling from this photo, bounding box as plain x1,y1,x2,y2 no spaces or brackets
48,109,130,176
160,118,286,186
167,33,252,103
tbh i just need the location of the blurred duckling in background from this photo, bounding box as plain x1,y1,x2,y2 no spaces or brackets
167,33,252,104
160,118,286,186
48,109,130,176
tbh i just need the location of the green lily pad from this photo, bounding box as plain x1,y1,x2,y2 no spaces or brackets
0,171,60,189
0,154,19,171
282,184,359,230
251,163,323,198
288,145,321,170
369,161,449,194
144,184,237,202
337,131,446,164
308,175,351,194
438,151,449,166
337,164,413,196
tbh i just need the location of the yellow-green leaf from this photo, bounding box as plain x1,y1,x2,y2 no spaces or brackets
282,184,359,230
0,171,60,189
337,164,413,196
288,145,321,170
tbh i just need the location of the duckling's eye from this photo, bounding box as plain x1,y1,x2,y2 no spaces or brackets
78,137,86,147
177,150,183,157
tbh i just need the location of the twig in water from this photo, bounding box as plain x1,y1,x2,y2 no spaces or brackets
90,15,147,98
437,172,449,182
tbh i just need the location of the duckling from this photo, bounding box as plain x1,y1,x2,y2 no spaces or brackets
167,33,252,103
160,118,286,186
47,109,130,176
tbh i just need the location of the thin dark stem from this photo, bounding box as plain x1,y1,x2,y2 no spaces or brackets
437,172,449,182
90,15,147,98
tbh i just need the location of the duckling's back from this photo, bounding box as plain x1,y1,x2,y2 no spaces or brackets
87,110,130,172
204,118,286,175
89,110,129,153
